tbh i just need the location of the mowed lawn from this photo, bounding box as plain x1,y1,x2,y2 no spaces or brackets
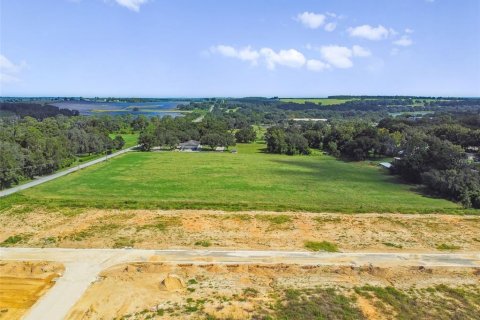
10,144,465,213
109,133,139,148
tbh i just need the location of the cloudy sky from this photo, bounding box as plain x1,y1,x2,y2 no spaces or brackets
1,0,479,97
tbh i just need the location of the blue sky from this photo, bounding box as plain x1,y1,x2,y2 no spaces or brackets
1,0,479,97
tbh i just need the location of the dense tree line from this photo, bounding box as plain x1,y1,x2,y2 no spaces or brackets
265,120,401,160
0,103,79,119
137,115,249,151
379,115,480,208
0,115,127,189
264,111,480,208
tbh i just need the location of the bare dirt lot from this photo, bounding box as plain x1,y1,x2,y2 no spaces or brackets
0,261,64,320
67,262,480,319
1,208,480,252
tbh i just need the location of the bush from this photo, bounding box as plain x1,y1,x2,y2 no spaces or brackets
436,243,461,250
305,241,339,252
194,240,211,247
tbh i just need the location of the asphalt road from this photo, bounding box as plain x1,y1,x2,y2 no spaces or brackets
0,146,138,198
1,247,479,320
192,105,214,123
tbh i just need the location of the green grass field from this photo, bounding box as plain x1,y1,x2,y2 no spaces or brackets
109,133,139,148
280,98,356,105
3,144,469,214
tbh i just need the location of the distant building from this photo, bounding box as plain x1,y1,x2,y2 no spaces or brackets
379,162,392,169
466,153,479,163
292,118,328,122
178,140,201,152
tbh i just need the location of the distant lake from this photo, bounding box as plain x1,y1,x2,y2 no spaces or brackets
51,100,189,117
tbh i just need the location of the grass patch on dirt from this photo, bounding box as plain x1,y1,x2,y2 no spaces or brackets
70,223,121,241
354,284,480,319
269,288,365,320
436,243,461,250
136,217,181,232
383,242,403,249
305,241,339,252
0,235,24,247
256,214,292,225
194,240,211,247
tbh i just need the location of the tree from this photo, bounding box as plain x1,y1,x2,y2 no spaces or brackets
0,141,24,189
235,126,256,143
285,132,310,155
265,127,287,154
201,133,223,150
139,131,156,151
112,135,126,150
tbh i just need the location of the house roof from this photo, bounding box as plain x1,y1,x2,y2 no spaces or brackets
179,140,200,147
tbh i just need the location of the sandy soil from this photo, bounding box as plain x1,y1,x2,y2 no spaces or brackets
1,208,479,252
0,261,64,320
67,262,480,319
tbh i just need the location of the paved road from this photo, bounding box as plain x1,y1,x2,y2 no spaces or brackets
1,247,479,320
192,105,214,123
0,146,139,198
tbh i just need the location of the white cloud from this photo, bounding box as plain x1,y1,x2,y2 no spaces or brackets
324,22,337,32
114,0,148,12
0,54,26,84
318,45,371,69
405,28,414,34
211,45,306,69
211,45,237,58
260,48,306,69
306,59,330,72
393,35,413,46
210,44,369,72
352,45,371,57
320,45,354,68
210,45,260,65
347,24,391,40
296,12,326,29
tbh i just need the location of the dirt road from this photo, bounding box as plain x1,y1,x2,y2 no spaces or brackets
1,247,479,320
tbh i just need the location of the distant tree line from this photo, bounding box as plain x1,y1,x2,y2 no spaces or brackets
0,103,79,119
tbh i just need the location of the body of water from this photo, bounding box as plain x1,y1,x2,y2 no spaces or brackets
52,100,188,117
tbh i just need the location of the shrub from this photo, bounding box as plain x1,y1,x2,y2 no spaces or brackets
305,241,339,252
436,243,461,250
194,240,211,247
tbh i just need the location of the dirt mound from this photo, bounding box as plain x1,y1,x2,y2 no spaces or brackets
0,261,64,277
160,274,185,291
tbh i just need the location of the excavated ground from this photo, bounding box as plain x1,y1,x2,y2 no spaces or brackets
67,262,480,319
0,261,64,320
1,208,480,252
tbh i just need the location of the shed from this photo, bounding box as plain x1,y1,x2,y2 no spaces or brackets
379,162,392,169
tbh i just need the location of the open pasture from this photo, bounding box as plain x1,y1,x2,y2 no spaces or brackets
4,144,464,214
